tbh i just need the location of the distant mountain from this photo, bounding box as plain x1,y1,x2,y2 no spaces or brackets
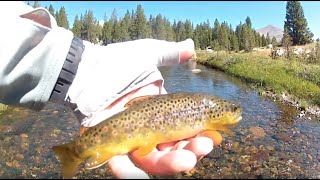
256,25,283,42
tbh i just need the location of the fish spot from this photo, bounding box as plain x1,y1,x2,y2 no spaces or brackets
125,123,129,128
112,130,117,135
95,136,101,143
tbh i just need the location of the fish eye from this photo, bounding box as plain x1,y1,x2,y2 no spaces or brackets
232,105,239,112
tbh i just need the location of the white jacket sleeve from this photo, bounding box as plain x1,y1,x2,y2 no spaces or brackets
0,2,74,110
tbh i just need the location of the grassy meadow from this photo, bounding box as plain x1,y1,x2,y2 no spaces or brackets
196,47,320,107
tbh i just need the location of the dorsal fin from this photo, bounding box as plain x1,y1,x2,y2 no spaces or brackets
124,95,155,108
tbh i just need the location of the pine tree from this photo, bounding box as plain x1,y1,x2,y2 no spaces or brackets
56,6,69,29
81,10,98,43
164,17,174,41
255,31,261,47
231,32,239,52
261,34,267,47
212,19,221,50
284,1,313,45
176,20,186,42
184,19,193,39
110,9,121,43
271,37,278,47
245,16,255,51
130,4,147,40
72,15,82,37
33,1,40,8
119,10,131,41
48,4,55,17
101,19,113,45
282,28,293,59
266,33,271,45
154,14,166,40
219,21,230,50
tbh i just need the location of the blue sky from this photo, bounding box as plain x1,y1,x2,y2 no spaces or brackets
26,1,320,39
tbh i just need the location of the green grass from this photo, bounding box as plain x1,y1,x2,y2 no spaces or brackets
196,52,320,106
0,103,9,114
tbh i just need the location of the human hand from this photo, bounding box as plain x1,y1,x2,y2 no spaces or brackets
108,134,220,179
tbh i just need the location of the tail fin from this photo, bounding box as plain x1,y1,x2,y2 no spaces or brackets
52,143,82,179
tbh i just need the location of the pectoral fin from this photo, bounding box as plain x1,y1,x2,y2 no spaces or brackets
219,126,235,136
124,95,155,108
52,143,82,179
199,130,223,146
135,143,157,157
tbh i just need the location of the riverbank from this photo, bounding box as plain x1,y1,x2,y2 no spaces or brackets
195,50,320,118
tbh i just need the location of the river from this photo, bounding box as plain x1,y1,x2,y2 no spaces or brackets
0,63,319,178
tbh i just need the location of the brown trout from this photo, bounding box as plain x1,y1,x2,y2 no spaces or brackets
52,93,242,178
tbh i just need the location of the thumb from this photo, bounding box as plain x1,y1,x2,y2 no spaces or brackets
177,38,196,64
158,38,195,66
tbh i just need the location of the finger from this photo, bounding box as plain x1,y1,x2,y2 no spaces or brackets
130,149,197,176
182,137,214,160
156,141,179,151
159,38,195,65
177,38,196,64
107,155,150,179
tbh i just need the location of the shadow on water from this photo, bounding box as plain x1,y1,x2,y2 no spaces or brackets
0,63,319,178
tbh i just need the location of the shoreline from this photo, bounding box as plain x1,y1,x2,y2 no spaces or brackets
196,53,320,118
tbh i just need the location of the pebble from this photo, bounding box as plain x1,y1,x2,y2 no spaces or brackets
274,132,291,142
20,133,28,138
249,127,266,138
15,154,24,160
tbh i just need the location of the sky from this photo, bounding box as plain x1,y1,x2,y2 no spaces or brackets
26,1,320,39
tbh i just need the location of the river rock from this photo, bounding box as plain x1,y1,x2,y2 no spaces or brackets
249,127,266,139
15,154,24,160
273,132,291,142
191,69,202,73
20,133,28,138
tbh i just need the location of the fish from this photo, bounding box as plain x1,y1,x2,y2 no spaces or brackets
52,93,242,178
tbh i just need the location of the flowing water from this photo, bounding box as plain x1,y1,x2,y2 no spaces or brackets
0,63,319,178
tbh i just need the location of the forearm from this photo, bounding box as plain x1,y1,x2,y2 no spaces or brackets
0,2,73,110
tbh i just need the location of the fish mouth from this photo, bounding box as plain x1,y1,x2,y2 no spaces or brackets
235,116,242,123
232,108,242,123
